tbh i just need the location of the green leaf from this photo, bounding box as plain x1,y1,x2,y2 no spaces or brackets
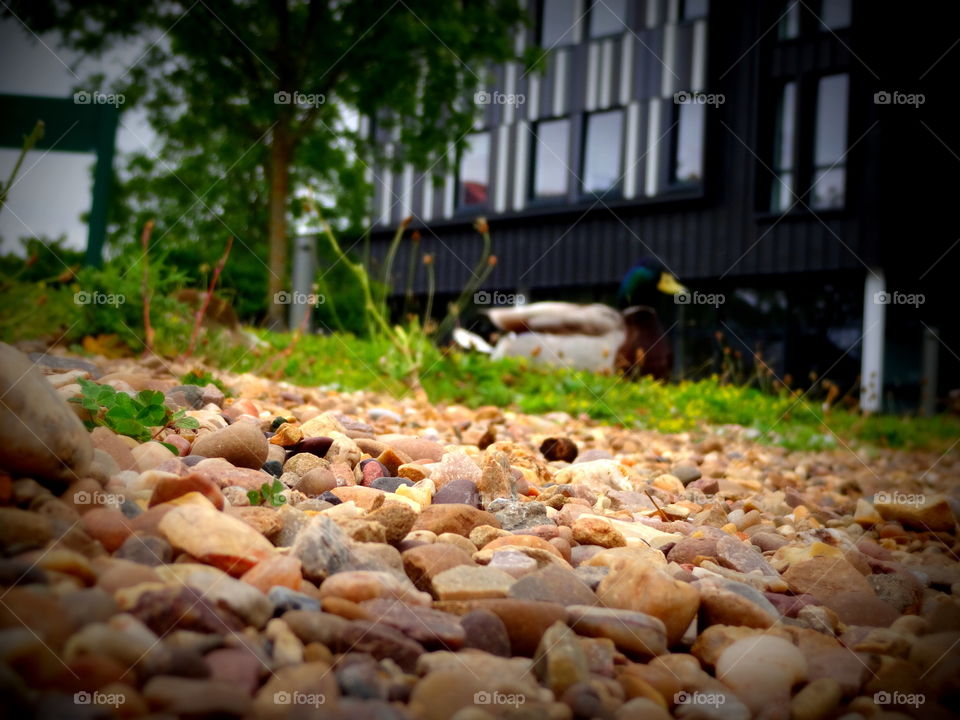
159,441,179,455
137,389,165,406
105,405,137,422
269,493,287,507
135,405,168,426
247,490,262,506
175,416,200,429
106,416,145,438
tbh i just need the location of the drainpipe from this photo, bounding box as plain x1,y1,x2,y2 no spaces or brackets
860,268,886,413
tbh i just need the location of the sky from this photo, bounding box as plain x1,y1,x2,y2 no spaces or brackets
0,16,157,256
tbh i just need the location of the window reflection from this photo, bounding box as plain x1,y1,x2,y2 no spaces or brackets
457,132,490,208
532,118,571,199
583,109,624,195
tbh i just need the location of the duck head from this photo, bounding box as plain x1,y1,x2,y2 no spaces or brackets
617,259,687,308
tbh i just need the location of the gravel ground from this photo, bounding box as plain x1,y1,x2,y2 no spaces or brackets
1,342,958,720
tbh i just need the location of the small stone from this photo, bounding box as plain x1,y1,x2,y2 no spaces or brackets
716,535,778,576
412,504,499,537
825,591,901,627
716,636,807,715
293,465,338,495
460,608,512,657
696,576,781,629
112,534,172,566
142,676,252,716
268,586,322,613
487,549,539,578
566,605,667,658
667,536,719,565
596,561,700,645
572,517,627,548
370,476,414,493
790,677,843,720
540,437,579,463
534,620,590,696
386,437,444,463
367,503,418,544
672,465,702,485
240,555,303,594
330,486,386,511
251,661,339,719
360,598,466,647
149,472,225,510
158,498,276,576
0,342,94,481
205,647,263,695
783,556,875,613
0,508,53,554
78,507,132,553
319,570,432,606
488,498,549,531
478,450,516,504
191,420,269,470
873,493,957,532
282,452,327,477
398,462,430,483
509,566,598,606
430,478,481,507
431,565,516,600
360,459,388,486
553,459,634,493
164,384,205,409
292,515,361,582
430,452,482,489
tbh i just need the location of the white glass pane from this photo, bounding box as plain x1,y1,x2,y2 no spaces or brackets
675,102,705,183
771,172,794,212
583,110,624,193
776,82,796,171
811,167,845,209
541,0,577,46
778,2,800,39
590,0,628,37
814,74,848,166
533,119,571,197
458,132,490,207
820,0,851,30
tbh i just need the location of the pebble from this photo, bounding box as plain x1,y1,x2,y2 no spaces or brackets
158,498,276,576
148,472,225,509
0,508,54,554
432,565,516,600
477,450,516,504
572,516,627,548
319,570,431,606
292,515,361,582
534,620,590,696
431,478,481,507
696,575,781,628
567,605,667,658
508,565,598,606
717,635,807,714
460,608,512,656
596,561,700,646
412,504,500,537
191,420,269,469
540,436,579,463
488,498,549,531
0,342,94,481
402,543,476,592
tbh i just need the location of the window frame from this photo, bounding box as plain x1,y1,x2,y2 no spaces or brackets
538,0,578,49
667,99,707,190
587,0,630,40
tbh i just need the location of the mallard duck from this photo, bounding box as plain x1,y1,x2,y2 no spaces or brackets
487,260,686,379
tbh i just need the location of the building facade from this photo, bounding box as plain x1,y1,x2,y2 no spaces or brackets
354,0,956,412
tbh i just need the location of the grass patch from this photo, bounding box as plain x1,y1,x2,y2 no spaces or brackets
208,329,960,452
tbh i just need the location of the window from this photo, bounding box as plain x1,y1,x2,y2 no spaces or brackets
681,0,709,21
531,118,571,199
589,0,627,37
778,2,800,39
540,0,577,47
818,0,851,30
457,131,490,208
770,82,797,212
672,102,705,184
582,109,623,195
811,74,849,209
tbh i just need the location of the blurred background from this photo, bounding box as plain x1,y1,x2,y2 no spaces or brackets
0,0,956,417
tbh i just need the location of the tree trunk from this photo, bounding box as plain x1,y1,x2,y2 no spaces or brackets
266,124,292,329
